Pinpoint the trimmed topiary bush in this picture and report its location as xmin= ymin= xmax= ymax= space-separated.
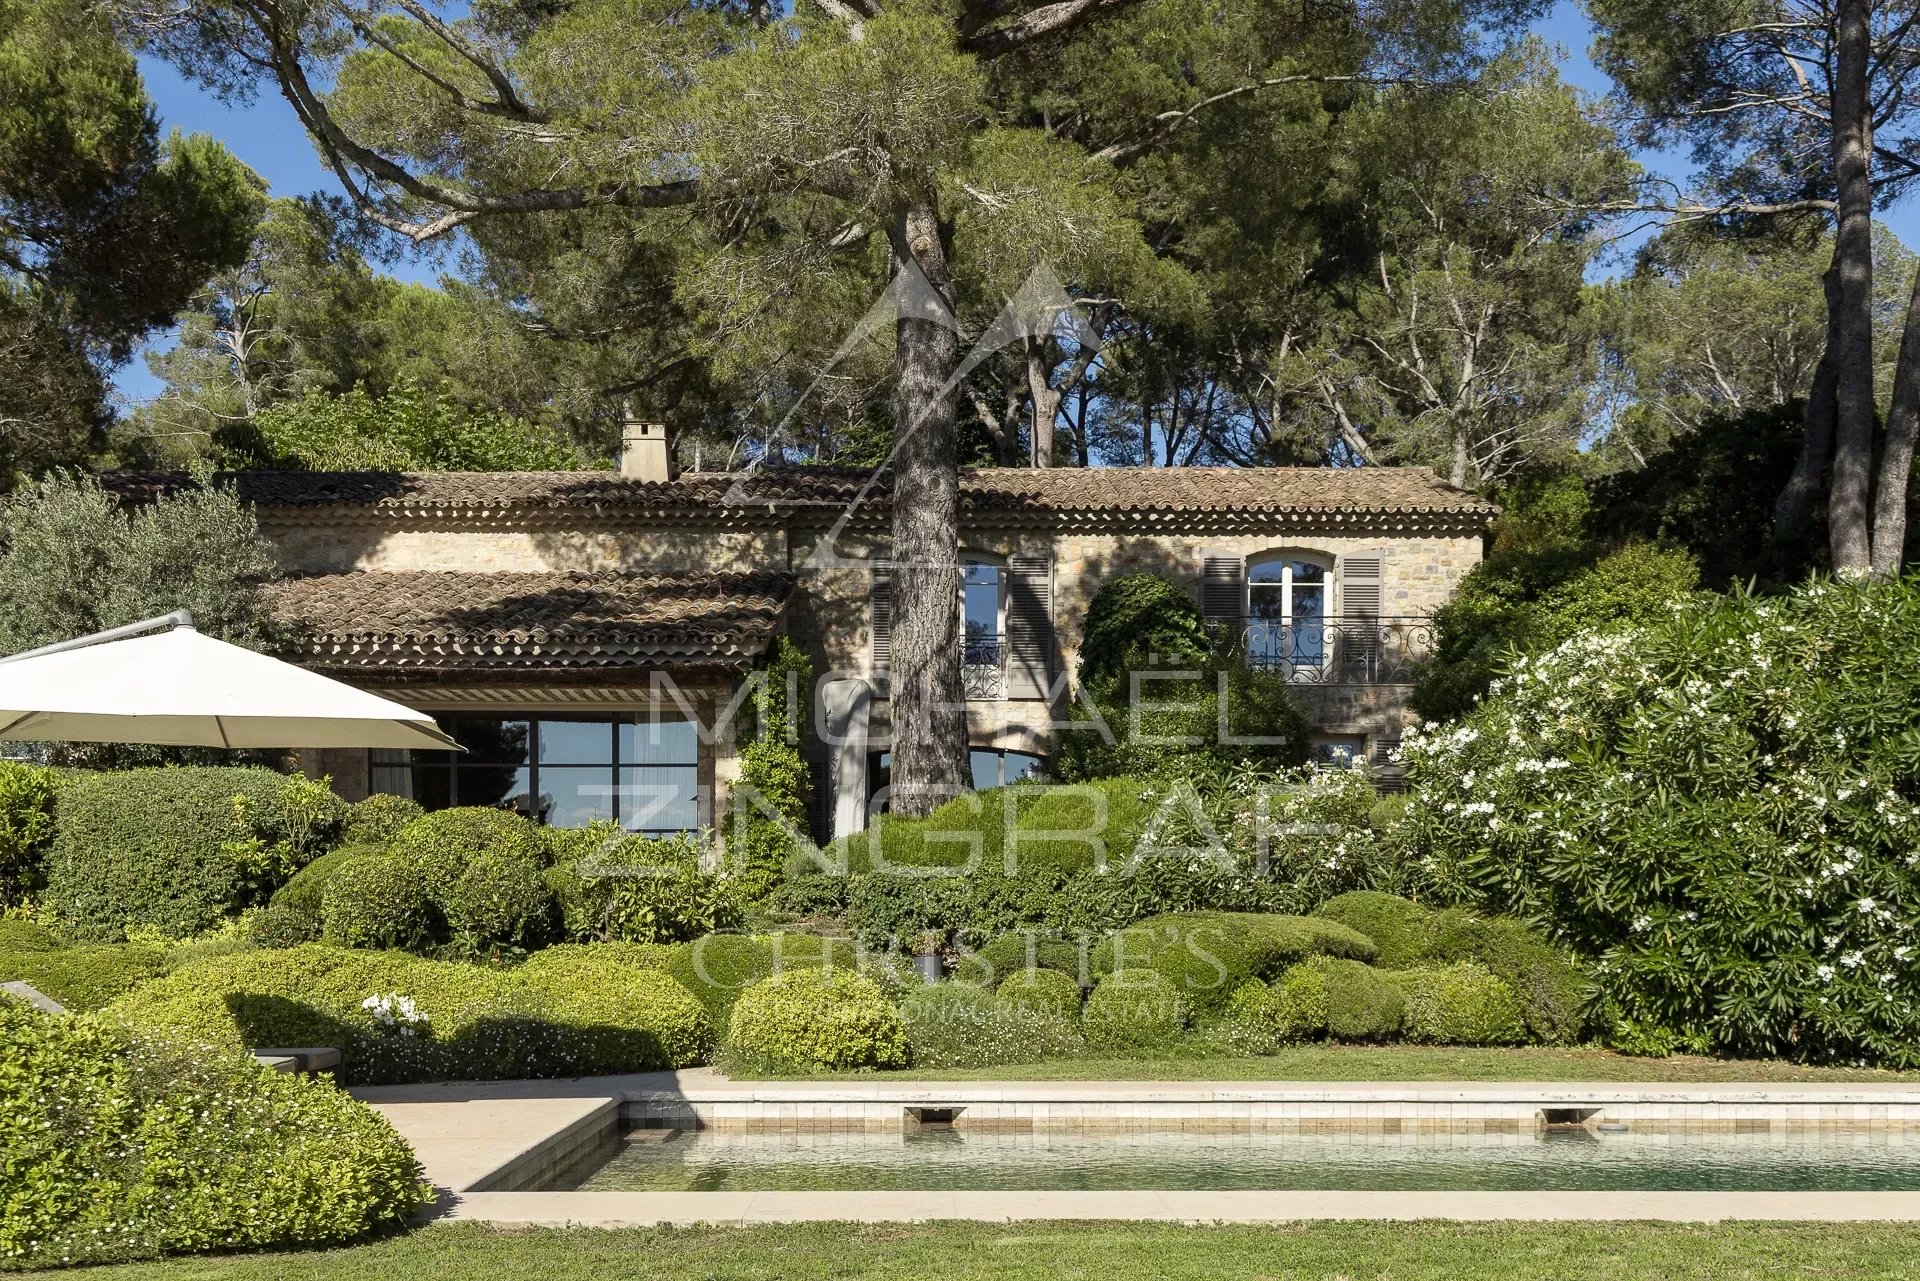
xmin=45 ymin=767 xmax=342 ymax=941
xmin=1425 ymin=911 xmax=1588 ymax=1046
xmin=513 ymin=946 xmax=711 ymax=1070
xmin=1310 ymin=956 xmax=1404 ymax=1042
xmin=0 ymin=1000 xmax=428 ymax=1268
xmin=1200 ymin=978 xmax=1282 ymax=1055
xmin=0 ymin=917 xmax=59 ymax=952
xmin=1313 ymin=891 xmax=1434 ymax=968
xmin=1082 ymin=969 xmax=1187 ymax=1052
xmin=518 ymin=940 xmax=672 ymax=975
xmin=0 ymin=760 xmax=62 ymax=902
xmin=1270 ymin=960 xmax=1330 ymax=1040
xmin=320 ymin=852 xmax=435 ymax=951
xmin=965 ymin=929 xmax=1087 ymax=985
xmin=1391 ymin=961 xmax=1528 ymax=1045
xmin=388 ymin=806 xmax=543 ymax=882
xmin=267 ymin=844 xmax=381 ymax=943
xmin=664 ymin=934 xmax=775 ymax=1030
xmin=545 ymin=826 xmax=739 ymax=944
xmin=997 ymin=967 xmax=1082 ymax=1019
xmin=900 ymin=981 xmax=1082 ymax=1069
xmin=0 ymin=942 xmax=167 ymax=1011
xmin=1092 ymin=912 xmax=1378 ymax=1012
xmin=724 ymin=969 xmax=908 ymax=1074
xmin=440 ymin=849 xmax=554 ymax=953
xmin=342 ymin=793 xmax=425 ymax=846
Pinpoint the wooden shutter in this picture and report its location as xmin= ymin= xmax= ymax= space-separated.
xmin=868 ymin=559 xmax=892 ymax=675
xmin=1201 ymin=555 xmax=1245 ymax=642
xmin=1339 ymin=551 xmax=1383 ymax=679
xmin=1004 ymin=553 xmax=1053 ymax=701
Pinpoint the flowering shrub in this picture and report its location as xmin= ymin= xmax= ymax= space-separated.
xmin=1404 ymin=575 xmax=1920 ymax=1065
xmin=0 ymin=1000 xmax=427 ymax=1268
xmin=360 ymin=992 xmax=428 ymax=1035
xmin=899 ymin=981 xmax=1082 ymax=1069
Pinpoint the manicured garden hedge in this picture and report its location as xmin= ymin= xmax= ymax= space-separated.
xmin=0 ymin=941 xmax=168 ymax=1011
xmin=899 ymin=981 xmax=1082 ymax=1069
xmin=723 ymin=969 xmax=907 ymax=1074
xmin=0 ymin=999 xmax=427 ymax=1268
xmin=1091 ymin=912 xmax=1376 ymax=1011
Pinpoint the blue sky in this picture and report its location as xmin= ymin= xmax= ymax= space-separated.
xmin=116 ymin=1 xmax=1920 ymax=403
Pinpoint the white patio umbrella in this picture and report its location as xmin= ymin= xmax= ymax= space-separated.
xmin=0 ymin=611 xmax=460 ymax=751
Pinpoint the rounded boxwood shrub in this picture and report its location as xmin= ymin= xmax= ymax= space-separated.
xmin=665 ymin=934 xmax=775 ymax=1029
xmin=1310 ymin=957 xmax=1404 ymax=1042
xmin=1082 ymin=969 xmax=1187 ymax=1052
xmin=901 ymin=981 xmax=1081 ymax=1069
xmin=1200 ymin=978 xmax=1282 ymax=1055
xmin=1270 ymin=961 xmax=1330 ymax=1040
xmin=45 ymin=766 xmax=337 ymax=941
xmin=997 ymin=967 xmax=1082 ymax=1019
xmin=514 ymin=946 xmax=711 ymax=1070
xmin=0 ymin=1000 xmax=428 ymax=1268
xmin=520 ymin=940 xmax=672 ymax=974
xmin=545 ymin=827 xmax=741 ymax=945
xmin=1392 ymin=961 xmax=1528 ymax=1045
xmin=0 ymin=942 xmax=167 ymax=1011
xmin=343 ymin=793 xmax=425 ymax=846
xmin=1313 ymin=891 xmax=1433 ymax=968
xmin=389 ymin=806 xmax=543 ymax=881
xmin=1425 ymin=910 xmax=1588 ymax=1045
xmin=965 ymin=930 xmax=1087 ymax=986
xmin=724 ymin=969 xmax=907 ymax=1074
xmin=1092 ymin=912 xmax=1378 ymax=1013
xmin=268 ymin=844 xmax=381 ymax=941
xmin=440 ymin=849 xmax=554 ymax=952
xmin=321 ymin=852 xmax=435 ymax=950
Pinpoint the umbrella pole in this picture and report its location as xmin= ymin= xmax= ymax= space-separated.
xmin=0 ymin=610 xmax=195 ymax=666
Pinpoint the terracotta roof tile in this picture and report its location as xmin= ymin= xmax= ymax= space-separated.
xmin=264 ymin=570 xmax=794 ymax=672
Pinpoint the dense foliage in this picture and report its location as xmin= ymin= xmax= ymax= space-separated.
xmin=0 ymin=762 xmax=61 ymax=903
xmin=1082 ymin=970 xmax=1188 ymax=1052
xmin=239 ymin=384 xmax=587 ymax=471
xmin=899 ymin=981 xmax=1082 ymax=1069
xmin=1091 ymin=912 xmax=1377 ymax=1012
xmin=727 ymin=637 xmax=815 ymax=900
xmin=723 ymin=969 xmax=908 ymax=1075
xmin=1407 ymin=575 xmax=1920 ymax=1064
xmin=0 ymin=941 xmax=167 ymax=1011
xmin=546 ymin=827 xmax=741 ymax=944
xmin=0 ymin=999 xmax=426 ymax=1268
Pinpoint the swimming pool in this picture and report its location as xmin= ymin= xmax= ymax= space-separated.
xmin=538 ymin=1126 xmax=1920 ymax=1193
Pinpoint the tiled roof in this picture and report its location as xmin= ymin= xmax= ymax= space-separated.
xmin=263 ymin=570 xmax=794 ymax=673
xmin=101 ymin=465 xmax=1496 ymax=519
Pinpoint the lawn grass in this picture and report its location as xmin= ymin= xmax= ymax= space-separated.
xmin=32 ymin=1221 xmax=1920 ymax=1280
xmin=739 ymin=1044 xmax=1919 ymax=1083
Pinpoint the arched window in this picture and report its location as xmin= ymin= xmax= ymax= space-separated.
xmin=1246 ymin=553 xmax=1331 ymax=674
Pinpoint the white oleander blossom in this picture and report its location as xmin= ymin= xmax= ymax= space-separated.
xmin=362 ymin=993 xmax=428 ymax=1037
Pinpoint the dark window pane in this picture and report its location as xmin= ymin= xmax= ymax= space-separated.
xmin=450 ymin=716 xmax=532 ymax=765
xmin=621 ymin=715 xmax=697 ymax=766
xmin=970 ymin=749 xmax=1001 ymax=790
xmin=619 ymin=765 xmax=699 ymax=832
xmin=1291 ymin=560 xmax=1326 ymax=584
xmin=1248 ymin=559 xmax=1287 ymax=583
xmin=456 ymin=764 xmax=531 ymax=814
xmin=540 ymin=718 xmax=615 ymax=765
xmin=541 ymin=766 xmax=619 ymax=828
xmin=412 ymin=762 xmax=453 ymax=811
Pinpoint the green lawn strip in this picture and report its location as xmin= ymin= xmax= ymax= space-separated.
xmin=735 ymin=1044 xmax=1918 ymax=1083
xmin=28 ymin=1221 xmax=1920 ymax=1280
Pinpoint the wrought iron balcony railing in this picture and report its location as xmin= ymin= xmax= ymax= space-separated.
xmin=962 ymin=632 xmax=1005 ymax=700
xmin=1235 ymin=616 xmax=1436 ymax=685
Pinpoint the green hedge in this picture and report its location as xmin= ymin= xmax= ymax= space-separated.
xmin=826 ymin=777 xmax=1160 ymax=878
xmin=1425 ymin=910 xmax=1587 ymax=1045
xmin=1091 ymin=912 xmax=1377 ymax=1012
xmin=997 ymin=968 xmax=1082 ymax=1019
xmin=962 ymin=930 xmax=1087 ymax=985
xmin=45 ymin=767 xmax=344 ymax=941
xmin=1390 ymin=961 xmax=1528 ymax=1045
xmin=441 ymin=848 xmax=554 ymax=952
xmin=900 ymin=981 xmax=1082 ymax=1070
xmin=545 ymin=827 xmax=739 ymax=944
xmin=723 ymin=969 xmax=907 ymax=1074
xmin=103 ymin=943 xmax=708 ymax=1085
xmin=321 ymin=852 xmax=436 ymax=950
xmin=1306 ymin=956 xmax=1404 ymax=1042
xmin=342 ymin=793 xmax=424 ymax=846
xmin=389 ymin=806 xmax=543 ymax=881
xmin=1082 ymin=970 xmax=1187 ymax=1052
xmin=1312 ymin=891 xmax=1435 ymax=968
xmin=0 ymin=942 xmax=168 ymax=1011
xmin=1200 ymin=978 xmax=1283 ymax=1055
xmin=0 ymin=1000 xmax=427 ymax=1268
xmin=0 ymin=918 xmax=59 ymax=952
xmin=0 ymin=760 xmax=62 ymax=902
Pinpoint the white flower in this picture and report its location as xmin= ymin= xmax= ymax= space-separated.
xmin=1815 ymin=964 xmax=1836 ymax=982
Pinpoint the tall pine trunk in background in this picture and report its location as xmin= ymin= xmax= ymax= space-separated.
xmin=886 ymin=202 xmax=968 ymax=816
xmin=1775 ymin=265 xmax=1840 ymax=540
xmin=1873 ymin=266 xmax=1920 ymax=574
xmin=1827 ymin=0 xmax=1877 ymax=576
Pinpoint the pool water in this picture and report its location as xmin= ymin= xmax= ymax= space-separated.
xmin=539 ymin=1127 xmax=1920 ymax=1193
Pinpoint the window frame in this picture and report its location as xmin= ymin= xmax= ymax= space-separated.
xmin=1245 ymin=550 xmax=1334 ymax=678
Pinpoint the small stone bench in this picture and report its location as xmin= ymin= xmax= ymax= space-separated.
xmin=251 ymin=1047 xmax=343 ymax=1075
xmin=1 ymin=982 xmax=65 ymax=1014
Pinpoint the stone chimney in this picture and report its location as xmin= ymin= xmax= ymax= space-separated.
xmin=620 ymin=410 xmax=674 ymax=483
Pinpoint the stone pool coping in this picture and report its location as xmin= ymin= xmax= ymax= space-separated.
xmin=350 ymin=1073 xmax=1920 ymax=1223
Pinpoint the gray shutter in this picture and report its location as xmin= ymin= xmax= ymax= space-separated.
xmin=869 ymin=559 xmax=892 ymax=675
xmin=1339 ymin=551 xmax=1383 ymax=680
xmin=1004 ymin=553 xmax=1053 ymax=700
xmin=1201 ymin=555 xmax=1245 ymax=644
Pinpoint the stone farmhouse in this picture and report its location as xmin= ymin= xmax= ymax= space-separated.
xmin=114 ymin=430 xmax=1496 ymax=843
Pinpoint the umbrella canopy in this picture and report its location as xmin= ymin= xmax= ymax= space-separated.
xmin=0 ymin=614 xmax=459 ymax=751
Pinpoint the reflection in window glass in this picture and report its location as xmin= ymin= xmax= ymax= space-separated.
xmin=1247 ymin=556 xmax=1330 ymax=670
xmin=539 ymin=718 xmax=614 ymax=764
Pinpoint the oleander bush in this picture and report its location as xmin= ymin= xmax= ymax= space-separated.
xmin=0 ymin=942 xmax=168 ymax=1011
xmin=1405 ymin=576 xmax=1920 ymax=1063
xmin=0 ymin=760 xmax=62 ymax=903
xmin=1390 ymin=961 xmax=1528 ymax=1045
xmin=1306 ymin=956 xmax=1404 ymax=1042
xmin=723 ymin=969 xmax=908 ymax=1074
xmin=1091 ymin=912 xmax=1376 ymax=1012
xmin=1081 ymin=969 xmax=1187 ymax=1052
xmin=1312 ymin=891 xmax=1435 ymax=967
xmin=545 ymin=826 xmax=740 ymax=944
xmin=997 ymin=967 xmax=1083 ymax=1018
xmin=512 ymin=945 xmax=712 ymax=1070
xmin=0 ymin=1000 xmax=428 ymax=1268
xmin=341 ymin=793 xmax=424 ymax=846
xmin=45 ymin=767 xmax=345 ymax=941
xmin=900 ymin=981 xmax=1082 ymax=1069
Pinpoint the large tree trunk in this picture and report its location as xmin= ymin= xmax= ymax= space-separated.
xmin=1873 ymin=268 xmax=1920 ymax=575
xmin=1828 ymin=0 xmax=1877 ymax=576
xmin=1025 ymin=338 xmax=1058 ymax=467
xmin=1774 ymin=263 xmax=1841 ymax=540
xmin=885 ymin=202 xmax=968 ymax=817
